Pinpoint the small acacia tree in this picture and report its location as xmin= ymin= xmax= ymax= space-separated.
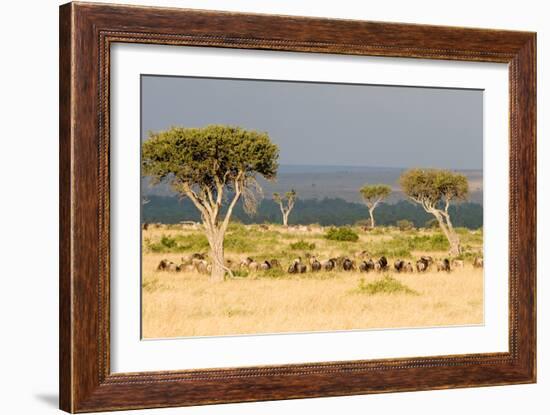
xmin=273 ymin=189 xmax=297 ymax=226
xmin=359 ymin=184 xmax=392 ymax=228
xmin=399 ymin=168 xmax=468 ymax=256
xmin=142 ymin=125 xmax=279 ymax=281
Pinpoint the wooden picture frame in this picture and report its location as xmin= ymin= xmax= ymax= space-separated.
xmin=59 ymin=2 xmax=536 ymax=412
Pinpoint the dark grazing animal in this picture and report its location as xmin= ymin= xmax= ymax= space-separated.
xmin=321 ymin=258 xmax=336 ymax=271
xmin=311 ymin=258 xmax=322 ymax=272
xmin=420 ymin=256 xmax=433 ymax=266
xmin=342 ymin=258 xmax=355 ymax=271
xmin=259 ymin=260 xmax=271 ymax=271
xmin=288 ymin=258 xmax=307 ymax=274
xmin=359 ymin=259 xmax=375 ymax=272
xmin=437 ymin=258 xmax=451 ymax=272
xmin=157 ymin=259 xmax=169 ymax=271
xmin=196 ymin=260 xmax=209 ymax=274
xmin=416 ymin=256 xmax=431 ymax=272
xmin=394 ymin=259 xmax=406 ymax=273
xmin=378 ymin=256 xmax=389 ymax=270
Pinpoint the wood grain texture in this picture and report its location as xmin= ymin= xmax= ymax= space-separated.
xmin=59 ymin=2 xmax=537 ymax=412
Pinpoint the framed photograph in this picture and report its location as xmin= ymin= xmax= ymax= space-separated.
xmin=59 ymin=2 xmax=536 ymax=412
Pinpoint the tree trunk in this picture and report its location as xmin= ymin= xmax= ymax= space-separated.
xmin=433 ymin=211 xmax=461 ymax=257
xmin=442 ymin=213 xmax=461 ymax=256
xmin=283 ymin=211 xmax=289 ymax=227
xmin=447 ymin=232 xmax=461 ymax=257
xmin=206 ymin=229 xmax=225 ymax=281
xmin=369 ymin=208 xmax=375 ymax=228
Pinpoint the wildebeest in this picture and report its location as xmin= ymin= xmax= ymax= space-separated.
xmin=190 ymin=253 xmax=207 ymax=267
xmin=288 ymin=258 xmax=307 ymax=274
xmin=420 ymin=256 xmax=434 ymax=266
xmin=321 ymin=258 xmax=336 ymax=271
xmin=259 ymin=260 xmax=271 ymax=271
xmin=404 ymin=262 xmax=414 ymax=273
xmin=157 ymin=259 xmax=169 ymax=271
xmin=196 ymin=260 xmax=210 ymax=274
xmin=359 ymin=259 xmax=375 ymax=272
xmin=473 ymin=257 xmax=484 ymax=268
xmin=310 ymin=257 xmax=322 ymax=272
xmin=240 ymin=257 xmax=254 ymax=269
xmin=416 ymin=256 xmax=432 ymax=272
xmin=377 ymin=256 xmax=389 ymax=271
xmin=436 ymin=258 xmax=451 ymax=272
xmin=342 ymin=257 xmax=355 ymax=271
xmin=394 ymin=259 xmax=406 ymax=273
xmin=142 ymin=222 xmax=149 ymax=231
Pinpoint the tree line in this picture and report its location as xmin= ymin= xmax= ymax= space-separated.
xmin=143 ymin=196 xmax=482 ymax=230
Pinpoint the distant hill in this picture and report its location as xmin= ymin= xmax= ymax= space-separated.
xmin=142 ymin=164 xmax=483 ymax=205
xmin=143 ymin=196 xmax=483 ymax=229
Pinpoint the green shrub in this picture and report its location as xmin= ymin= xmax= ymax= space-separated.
xmin=289 ymin=240 xmax=316 ymax=250
xmin=355 ymin=276 xmax=418 ymax=295
xmin=146 ymin=233 xmax=209 ymax=253
xmin=325 ymin=227 xmax=359 ymax=242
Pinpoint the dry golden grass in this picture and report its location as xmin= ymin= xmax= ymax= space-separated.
xmin=141 ymin=224 xmax=483 ymax=338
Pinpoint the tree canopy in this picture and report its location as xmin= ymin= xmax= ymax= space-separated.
xmin=399 ymin=169 xmax=468 ymax=210
xmin=359 ymin=184 xmax=392 ymax=205
xmin=142 ymin=125 xmax=279 ymax=196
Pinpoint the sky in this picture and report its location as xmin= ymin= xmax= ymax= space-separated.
xmin=141 ymin=75 xmax=483 ymax=170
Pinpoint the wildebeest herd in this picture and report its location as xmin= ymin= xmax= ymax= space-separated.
xmin=156 ymin=252 xmax=484 ymax=275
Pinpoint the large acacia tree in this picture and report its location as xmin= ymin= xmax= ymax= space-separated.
xmin=359 ymin=184 xmax=392 ymax=228
xmin=399 ymin=168 xmax=468 ymax=256
xmin=142 ymin=125 xmax=279 ymax=281
xmin=273 ymin=189 xmax=297 ymax=227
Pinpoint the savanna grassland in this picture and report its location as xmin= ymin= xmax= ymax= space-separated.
xmin=142 ymin=223 xmax=483 ymax=338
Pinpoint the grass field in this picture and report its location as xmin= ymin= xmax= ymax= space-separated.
xmin=142 ymin=223 xmax=483 ymax=338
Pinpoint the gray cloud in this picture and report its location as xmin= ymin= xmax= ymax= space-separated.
xmin=141 ymin=75 xmax=482 ymax=170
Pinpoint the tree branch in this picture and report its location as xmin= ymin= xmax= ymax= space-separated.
xmin=220 ymin=172 xmax=244 ymax=233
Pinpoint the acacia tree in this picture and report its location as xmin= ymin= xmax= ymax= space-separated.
xmin=142 ymin=125 xmax=279 ymax=281
xmin=399 ymin=168 xmax=468 ymax=256
xmin=273 ymin=189 xmax=297 ymax=226
xmin=359 ymin=184 xmax=392 ymax=228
